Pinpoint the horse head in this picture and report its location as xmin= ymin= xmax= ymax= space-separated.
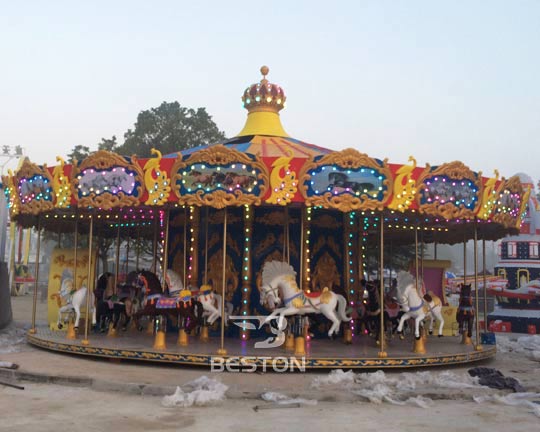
xmin=396 ymin=271 xmax=416 ymax=311
xmin=137 ymin=270 xmax=162 ymax=295
xmin=59 ymin=278 xmax=74 ymax=301
xmin=459 ymin=283 xmax=473 ymax=305
xmin=165 ymin=269 xmax=184 ymax=296
xmin=259 ymin=261 xmax=297 ymax=310
xmin=259 ymin=280 xmax=279 ymax=310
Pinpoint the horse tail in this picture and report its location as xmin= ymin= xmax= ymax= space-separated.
xmin=336 ymin=294 xmax=352 ymax=321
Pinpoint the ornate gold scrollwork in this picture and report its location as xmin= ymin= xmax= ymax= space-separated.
xmin=493 ymin=175 xmax=524 ymax=228
xmin=206 ymin=249 xmax=239 ymax=302
xmin=416 ymin=161 xmax=482 ymax=220
xmin=266 ymin=151 xmax=298 ymax=205
xmin=171 ymin=145 xmax=269 ymax=208
xmin=311 ymin=251 xmax=340 ymax=292
xmin=298 ymin=148 xmax=393 ymax=212
xmin=477 ymin=170 xmax=504 ymax=220
xmin=143 ymin=149 xmax=171 ymax=206
xmin=311 ymin=213 xmax=341 ymax=229
xmin=71 ymin=150 xmax=145 ymax=210
xmin=2 ymin=170 xmax=21 ymax=217
xmin=52 ymin=157 xmax=72 ymax=208
xmin=388 ymin=156 xmax=417 ymax=212
xmin=257 ymin=211 xmax=298 ymax=226
xmin=15 ymin=159 xmax=54 ymax=215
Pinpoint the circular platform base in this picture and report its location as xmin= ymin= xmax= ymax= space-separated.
xmin=28 ymin=328 xmax=496 ymax=370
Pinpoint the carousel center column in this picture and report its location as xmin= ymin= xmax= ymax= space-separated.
xmin=240 ymin=205 xmax=253 ymax=340
xmin=188 ymin=206 xmax=200 ymax=288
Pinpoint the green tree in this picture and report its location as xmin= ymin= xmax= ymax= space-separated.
xmin=67 ymin=145 xmax=91 ymax=162
xmin=118 ymin=102 xmax=226 ymax=157
xmin=97 ymin=136 xmax=119 ymax=152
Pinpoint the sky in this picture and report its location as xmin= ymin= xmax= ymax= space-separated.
xmin=0 ymin=0 xmax=539 ymax=187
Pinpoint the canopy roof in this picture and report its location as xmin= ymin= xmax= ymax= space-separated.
xmin=1 ymin=66 xmax=527 ymax=244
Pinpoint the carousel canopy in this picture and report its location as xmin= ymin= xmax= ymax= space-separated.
xmin=1 ymin=66 xmax=527 ymax=244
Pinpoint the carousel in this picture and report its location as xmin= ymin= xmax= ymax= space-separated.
xmin=1 ymin=66 xmax=529 ymax=370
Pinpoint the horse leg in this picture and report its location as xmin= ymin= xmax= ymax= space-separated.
xmin=468 ymin=316 xmax=474 ymax=338
xmin=320 ymin=305 xmax=340 ymax=337
xmin=112 ymin=304 xmax=121 ymax=330
xmin=208 ymin=306 xmax=219 ymax=325
xmin=436 ymin=309 xmax=444 ymax=337
xmin=414 ymin=316 xmax=421 ymax=339
xmin=428 ymin=313 xmax=434 ymax=335
xmin=71 ymin=305 xmax=80 ymax=330
xmin=57 ymin=307 xmax=64 ymax=329
xmin=397 ymin=313 xmax=409 ymax=339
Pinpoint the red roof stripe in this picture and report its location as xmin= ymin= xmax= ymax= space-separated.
xmin=282 ymin=139 xmax=312 ymax=157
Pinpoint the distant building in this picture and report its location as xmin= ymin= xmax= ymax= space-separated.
xmin=489 ymin=173 xmax=540 ymax=333
xmin=495 ymin=173 xmax=540 ymax=290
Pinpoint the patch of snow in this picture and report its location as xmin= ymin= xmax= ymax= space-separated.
xmin=311 ymin=369 xmax=355 ymax=388
xmin=162 ymin=376 xmax=228 ymax=407
xmin=497 ymin=335 xmax=540 ymax=360
xmin=261 ymin=391 xmax=318 ymax=406
xmin=0 ymin=323 xmax=26 ymax=354
xmin=474 ymin=392 xmax=540 ymax=418
xmin=312 ymin=369 xmax=480 ymax=407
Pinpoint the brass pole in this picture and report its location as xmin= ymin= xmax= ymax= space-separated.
xmin=217 ymin=208 xmax=228 ymax=355
xmin=29 ymin=217 xmax=41 ymax=334
xmin=183 ymin=206 xmax=188 ymax=288
xmin=463 ymin=238 xmax=467 ymax=284
xmin=483 ymin=237 xmax=488 ymax=331
xmin=73 ymin=217 xmax=78 ymax=290
xmin=125 ymin=235 xmax=130 ymax=276
xmin=151 ymin=214 xmax=158 ymax=273
xmin=115 ymin=225 xmax=121 ymax=294
xmin=474 ymin=224 xmax=482 ymax=350
xmin=378 ymin=212 xmax=387 ymax=358
xmin=343 ymin=213 xmax=349 ymax=298
xmin=299 ymin=208 xmax=304 ymax=290
xmin=358 ymin=214 xmax=364 ymax=282
xmin=415 ymin=226 xmax=419 ymax=292
xmin=204 ymin=207 xmax=209 ymax=285
xmin=82 ymin=215 xmax=94 ymax=345
xmin=162 ymin=208 xmax=170 ymax=291
xmin=283 ymin=207 xmax=289 ymax=263
xmin=420 ymin=229 xmax=424 ymax=281
xmin=135 ymin=225 xmax=140 ymax=270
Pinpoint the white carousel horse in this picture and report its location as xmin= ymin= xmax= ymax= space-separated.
xmin=55 ymin=278 xmax=96 ymax=330
xmin=165 ymin=269 xmax=228 ymax=325
xmin=395 ymin=271 xmax=444 ymax=339
xmin=259 ymin=261 xmax=351 ymax=338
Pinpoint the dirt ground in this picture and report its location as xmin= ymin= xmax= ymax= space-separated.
xmin=0 ymin=378 xmax=539 ymax=432
xmin=1 ymin=294 xmax=540 ymax=432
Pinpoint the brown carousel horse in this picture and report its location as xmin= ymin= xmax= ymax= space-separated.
xmin=362 ymin=279 xmax=400 ymax=343
xmin=456 ymin=283 xmax=475 ymax=339
xmin=132 ymin=270 xmax=203 ymax=334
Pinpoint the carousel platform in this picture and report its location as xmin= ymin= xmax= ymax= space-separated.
xmin=27 ymin=327 xmax=496 ymax=370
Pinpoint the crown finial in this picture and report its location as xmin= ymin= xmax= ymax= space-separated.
xmin=260 ymin=65 xmax=269 ymax=83
xmin=241 ymin=65 xmax=286 ymax=114
xmin=237 ymin=66 xmax=289 ymax=136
